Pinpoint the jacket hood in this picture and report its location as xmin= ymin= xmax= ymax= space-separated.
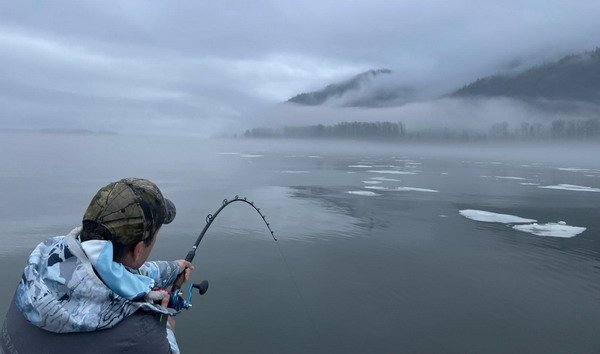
xmin=81 ymin=239 xmax=155 ymax=300
xmin=15 ymin=228 xmax=172 ymax=333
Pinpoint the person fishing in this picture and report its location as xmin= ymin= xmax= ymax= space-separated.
xmin=1 ymin=178 xmax=193 ymax=354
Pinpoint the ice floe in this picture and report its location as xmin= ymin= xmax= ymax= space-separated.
xmin=308 ymin=155 xmax=323 ymax=158
xmin=347 ymin=191 xmax=380 ymax=196
xmin=370 ymin=177 xmax=401 ymax=181
xmin=494 ymin=176 xmax=528 ymax=180
xmin=520 ymin=182 xmax=540 ymax=186
xmin=474 ymin=161 xmax=503 ymax=165
xmin=557 ymin=167 xmax=599 ymax=173
xmin=459 ymin=210 xmax=536 ymax=224
xmin=538 ymin=184 xmax=600 ymax=192
xmin=367 ymin=170 xmax=416 ymax=175
xmin=362 ymin=181 xmax=382 ymax=184
xmin=240 ymin=154 xmax=264 ymax=158
xmin=460 ymin=210 xmax=586 ymax=238
xmin=360 ymin=185 xmax=437 ymax=192
xmin=364 ymin=186 xmax=388 ymax=190
xmin=513 ymin=222 xmax=586 ymax=238
xmin=395 ymin=187 xmax=438 ymax=192
xmin=348 ymin=165 xmax=372 ymax=168
xmin=373 ymin=164 xmax=397 ymax=168
xmin=281 ymin=170 xmax=310 ymax=174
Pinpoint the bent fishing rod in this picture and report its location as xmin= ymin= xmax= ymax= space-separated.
xmin=168 ymin=195 xmax=276 ymax=311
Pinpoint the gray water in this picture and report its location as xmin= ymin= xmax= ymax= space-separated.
xmin=1 ymin=132 xmax=599 ymax=353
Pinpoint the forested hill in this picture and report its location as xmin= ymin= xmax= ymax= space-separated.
xmin=287 ymin=69 xmax=393 ymax=106
xmin=452 ymin=48 xmax=600 ymax=102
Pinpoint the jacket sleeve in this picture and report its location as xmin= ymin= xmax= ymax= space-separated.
xmin=138 ymin=261 xmax=180 ymax=288
xmin=166 ymin=323 xmax=180 ymax=354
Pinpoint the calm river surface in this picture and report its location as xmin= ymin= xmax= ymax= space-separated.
xmin=0 ymin=132 xmax=599 ymax=353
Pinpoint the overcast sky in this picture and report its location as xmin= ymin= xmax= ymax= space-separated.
xmin=1 ymin=1 xmax=600 ymax=136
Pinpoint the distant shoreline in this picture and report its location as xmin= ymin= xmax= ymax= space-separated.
xmin=241 ymin=119 xmax=600 ymax=143
xmin=0 ymin=128 xmax=118 ymax=136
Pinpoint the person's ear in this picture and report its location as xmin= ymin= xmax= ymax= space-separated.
xmin=132 ymin=240 xmax=145 ymax=263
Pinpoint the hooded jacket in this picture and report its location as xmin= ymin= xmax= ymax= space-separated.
xmin=1 ymin=228 xmax=181 ymax=353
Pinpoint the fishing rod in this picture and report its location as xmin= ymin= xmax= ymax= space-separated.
xmin=168 ymin=195 xmax=276 ymax=311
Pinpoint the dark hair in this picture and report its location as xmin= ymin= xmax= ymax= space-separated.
xmin=81 ymin=220 xmax=156 ymax=261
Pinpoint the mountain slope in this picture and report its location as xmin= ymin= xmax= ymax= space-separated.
xmin=452 ymin=48 xmax=600 ymax=102
xmin=287 ymin=69 xmax=402 ymax=107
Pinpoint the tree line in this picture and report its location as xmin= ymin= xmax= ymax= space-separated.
xmin=243 ymin=119 xmax=600 ymax=142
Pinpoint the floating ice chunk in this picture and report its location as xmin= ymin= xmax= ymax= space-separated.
xmin=346 ymin=171 xmax=356 ymax=174
xmin=495 ymin=176 xmax=528 ymax=180
xmin=373 ymin=164 xmax=397 ymax=168
xmin=281 ymin=170 xmax=310 ymax=174
xmin=395 ymin=187 xmax=438 ymax=192
xmin=308 ymin=155 xmax=323 ymax=158
xmin=367 ymin=170 xmax=416 ymax=175
xmin=348 ymin=165 xmax=372 ymax=168
xmin=362 ymin=181 xmax=382 ymax=184
xmin=520 ymin=182 xmax=540 ymax=186
xmin=364 ymin=186 xmax=389 ymax=190
xmin=557 ymin=167 xmax=592 ymax=172
xmin=538 ymin=184 xmax=600 ymax=192
xmin=347 ymin=191 xmax=380 ymax=196
xmin=240 ymin=154 xmax=264 ymax=158
xmin=480 ymin=175 xmax=491 ymax=178
xmin=459 ymin=210 xmax=536 ymax=224
xmin=557 ymin=168 xmax=600 ymax=175
xmin=441 ymin=172 xmax=449 ymax=175
xmin=406 ymin=162 xmax=422 ymax=165
xmin=439 ymin=214 xmax=448 ymax=218
xmin=513 ymin=222 xmax=586 ymax=238
xmin=370 ymin=177 xmax=400 ymax=181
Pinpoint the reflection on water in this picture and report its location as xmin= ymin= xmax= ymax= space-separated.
xmin=1 ymin=133 xmax=599 ymax=353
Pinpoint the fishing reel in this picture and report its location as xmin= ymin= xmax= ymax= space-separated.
xmin=169 ymin=280 xmax=209 ymax=311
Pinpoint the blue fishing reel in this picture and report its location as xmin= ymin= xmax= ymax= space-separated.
xmin=169 ymin=280 xmax=209 ymax=311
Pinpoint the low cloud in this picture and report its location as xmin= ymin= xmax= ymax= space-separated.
xmin=252 ymin=97 xmax=600 ymax=134
xmin=1 ymin=1 xmax=600 ymax=135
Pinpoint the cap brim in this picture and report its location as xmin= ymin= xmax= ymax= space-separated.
xmin=164 ymin=198 xmax=176 ymax=224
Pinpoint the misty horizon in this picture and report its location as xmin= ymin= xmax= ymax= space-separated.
xmin=2 ymin=2 xmax=600 ymax=137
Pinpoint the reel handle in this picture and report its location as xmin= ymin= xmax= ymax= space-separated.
xmin=193 ymin=280 xmax=209 ymax=295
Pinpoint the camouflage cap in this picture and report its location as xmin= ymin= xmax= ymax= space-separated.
xmin=82 ymin=178 xmax=176 ymax=246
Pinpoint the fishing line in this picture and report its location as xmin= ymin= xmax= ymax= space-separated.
xmin=272 ymin=238 xmax=322 ymax=341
